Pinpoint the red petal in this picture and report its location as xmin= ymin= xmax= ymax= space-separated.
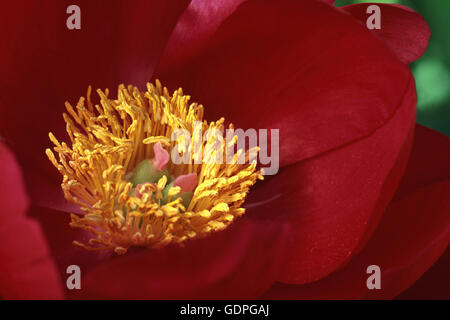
xmin=262 ymin=125 xmax=450 ymax=299
xmin=246 ymin=76 xmax=417 ymax=284
xmin=397 ymin=248 xmax=450 ymax=299
xmin=24 ymin=163 xmax=81 ymax=214
xmin=156 ymin=0 xmax=411 ymax=167
xmin=394 ymin=125 xmax=450 ymax=199
xmin=0 ymin=143 xmax=29 ymax=221
xmin=28 ymin=206 xmax=114 ymax=291
xmin=0 ymin=0 xmax=189 ymax=175
xmin=157 ymin=0 xmax=246 ymax=74
xmin=158 ymin=0 xmax=341 ymax=75
xmin=341 ymin=3 xmax=430 ymax=64
xmin=0 ymin=142 xmax=63 ymax=299
xmin=71 ymin=217 xmax=290 ymax=299
xmin=0 ymin=219 xmax=64 ymax=299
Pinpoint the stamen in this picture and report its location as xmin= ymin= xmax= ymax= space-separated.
xmin=46 ymin=80 xmax=263 ymax=254
xmin=135 ymin=183 xmax=154 ymax=199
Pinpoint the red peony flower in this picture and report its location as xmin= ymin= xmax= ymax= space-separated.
xmin=0 ymin=0 xmax=448 ymax=299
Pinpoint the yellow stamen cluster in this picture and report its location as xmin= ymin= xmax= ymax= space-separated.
xmin=46 ymin=80 xmax=262 ymax=254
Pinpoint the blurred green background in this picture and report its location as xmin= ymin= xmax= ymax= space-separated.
xmin=335 ymin=0 xmax=450 ymax=137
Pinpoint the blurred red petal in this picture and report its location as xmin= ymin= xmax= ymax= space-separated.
xmin=0 ymin=219 xmax=64 ymax=299
xmin=0 ymin=0 xmax=189 ymax=176
xmin=0 ymin=142 xmax=29 ymax=221
xmin=394 ymin=125 xmax=450 ymax=199
xmin=27 ymin=205 xmax=114 ymax=300
xmin=157 ymin=0 xmax=246 ymax=74
xmin=262 ymin=125 xmax=450 ymax=299
xmin=156 ymin=0 xmax=411 ymax=168
xmin=71 ymin=217 xmax=290 ymax=299
xmin=246 ymin=76 xmax=416 ymax=284
xmin=24 ymin=163 xmax=81 ymax=214
xmin=397 ymin=248 xmax=450 ymax=299
xmin=0 ymin=142 xmax=63 ymax=299
xmin=28 ymin=206 xmax=112 ymax=282
xmin=341 ymin=3 xmax=430 ymax=64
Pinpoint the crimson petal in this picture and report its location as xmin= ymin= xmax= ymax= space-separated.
xmin=0 ymin=0 xmax=189 ymax=179
xmin=28 ymin=205 xmax=113 ymax=286
xmin=156 ymin=0 xmax=411 ymax=168
xmin=0 ymin=142 xmax=63 ymax=299
xmin=262 ymin=125 xmax=450 ymax=299
xmin=157 ymin=0 xmax=246 ymax=74
xmin=245 ymin=75 xmax=416 ymax=284
xmin=397 ymin=248 xmax=450 ymax=299
xmin=71 ymin=217 xmax=290 ymax=299
xmin=341 ymin=3 xmax=430 ymax=64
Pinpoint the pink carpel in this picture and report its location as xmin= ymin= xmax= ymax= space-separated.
xmin=173 ymin=173 xmax=198 ymax=192
xmin=152 ymin=142 xmax=169 ymax=171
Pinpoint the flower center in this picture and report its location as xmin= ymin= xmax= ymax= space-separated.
xmin=46 ymin=80 xmax=262 ymax=254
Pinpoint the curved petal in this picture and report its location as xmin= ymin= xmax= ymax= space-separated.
xmin=262 ymin=125 xmax=450 ymax=299
xmin=245 ymin=76 xmax=417 ymax=284
xmin=155 ymin=0 xmax=412 ymax=168
xmin=341 ymin=4 xmax=430 ymax=64
xmin=28 ymin=205 xmax=113 ymax=284
xmin=24 ymin=163 xmax=81 ymax=214
xmin=70 ymin=216 xmax=290 ymax=299
xmin=0 ymin=142 xmax=29 ymax=221
xmin=397 ymin=248 xmax=450 ymax=299
xmin=0 ymin=142 xmax=63 ymax=299
xmin=157 ymin=0 xmax=246 ymax=74
xmin=157 ymin=0 xmax=339 ymax=74
xmin=0 ymin=0 xmax=189 ymax=175
xmin=394 ymin=125 xmax=450 ymax=199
